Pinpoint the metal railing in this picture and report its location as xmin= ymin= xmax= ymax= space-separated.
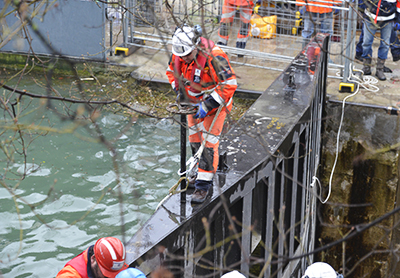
xmin=124 ymin=34 xmax=329 ymax=278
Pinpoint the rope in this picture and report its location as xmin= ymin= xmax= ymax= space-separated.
xmin=319 ymin=63 xmax=379 ymax=204
xmin=178 ymin=104 xmax=224 ymax=176
xmin=156 ymin=104 xmax=224 ymax=210
xmin=155 ymin=177 xmax=190 ymax=211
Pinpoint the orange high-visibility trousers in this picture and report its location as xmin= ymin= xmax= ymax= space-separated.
xmin=218 ymin=1 xmax=254 ymax=45
xmin=187 ymin=101 xmax=232 ymax=181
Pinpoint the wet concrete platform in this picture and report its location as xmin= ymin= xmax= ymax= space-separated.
xmin=109 ymin=36 xmax=400 ymax=110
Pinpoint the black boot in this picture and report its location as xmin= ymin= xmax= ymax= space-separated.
xmin=362 ymin=58 xmax=372 ymax=75
xmin=355 ymin=53 xmax=362 ymax=62
xmin=384 ymin=66 xmax=392 ymax=73
xmin=375 ymin=58 xmax=386 ymax=81
xmin=236 ymin=41 xmax=246 ymax=58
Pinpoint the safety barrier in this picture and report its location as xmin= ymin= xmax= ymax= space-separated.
xmin=124 ymin=33 xmax=329 ymax=278
xmin=108 ymin=0 xmax=356 ymax=77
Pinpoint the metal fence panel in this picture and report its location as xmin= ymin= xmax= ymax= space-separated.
xmin=110 ymin=0 xmax=356 ymax=75
xmin=1 ymin=0 xmax=106 ymax=61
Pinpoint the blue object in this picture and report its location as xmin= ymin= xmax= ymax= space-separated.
xmin=361 ymin=20 xmax=393 ymax=60
xmin=301 ymin=11 xmax=333 ymax=39
xmin=116 ymin=268 xmax=146 ymax=278
xmin=356 ymin=22 xmax=400 ymax=58
xmin=194 ymin=102 xmax=208 ymax=119
xmin=395 ymin=23 xmax=400 ymax=31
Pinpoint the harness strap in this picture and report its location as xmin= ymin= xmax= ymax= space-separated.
xmin=374 ymin=0 xmax=382 ymax=23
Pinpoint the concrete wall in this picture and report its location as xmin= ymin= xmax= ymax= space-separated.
xmin=319 ymin=103 xmax=400 ymax=277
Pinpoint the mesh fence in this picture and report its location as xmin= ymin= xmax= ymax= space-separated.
xmin=106 ymin=0 xmax=357 ymax=74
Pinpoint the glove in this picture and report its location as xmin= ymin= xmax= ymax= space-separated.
xmin=299 ymin=6 xmax=306 ymax=15
xmin=394 ymin=23 xmax=400 ymax=31
xmin=193 ymin=102 xmax=208 ymax=119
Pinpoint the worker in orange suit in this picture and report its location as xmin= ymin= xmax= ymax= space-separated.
xmin=217 ymin=0 xmax=255 ymax=56
xmin=56 ymin=237 xmax=129 ymax=278
xmin=166 ymin=25 xmax=237 ymax=204
xmin=296 ymin=0 xmax=339 ymax=47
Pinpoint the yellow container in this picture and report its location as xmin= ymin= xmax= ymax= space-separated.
xmin=250 ymin=14 xmax=277 ymax=39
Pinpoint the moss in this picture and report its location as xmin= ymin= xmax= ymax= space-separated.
xmin=0 ymin=52 xmax=133 ymax=78
xmin=0 ymin=53 xmax=255 ymax=123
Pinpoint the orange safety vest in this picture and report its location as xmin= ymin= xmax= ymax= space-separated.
xmin=225 ymin=0 xmax=254 ymax=6
xmin=296 ymin=0 xmax=339 ymax=13
xmin=167 ymin=38 xmax=236 ymax=105
xmin=56 ymin=249 xmax=90 ymax=278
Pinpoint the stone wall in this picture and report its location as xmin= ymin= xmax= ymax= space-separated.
xmin=318 ymin=102 xmax=400 ymax=277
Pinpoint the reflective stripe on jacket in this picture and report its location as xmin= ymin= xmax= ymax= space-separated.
xmin=225 ymin=0 xmax=254 ymax=7
xmin=166 ymin=42 xmax=237 ymax=108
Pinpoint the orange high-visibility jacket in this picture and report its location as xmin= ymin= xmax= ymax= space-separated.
xmin=166 ymin=41 xmax=237 ymax=111
xmin=56 ymin=248 xmax=90 ymax=278
xmin=225 ymin=0 xmax=254 ymax=6
xmin=296 ymin=0 xmax=340 ymax=13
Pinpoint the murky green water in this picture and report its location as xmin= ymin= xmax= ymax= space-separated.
xmin=0 ymin=77 xmax=183 ymax=277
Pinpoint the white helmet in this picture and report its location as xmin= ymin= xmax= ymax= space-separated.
xmin=172 ymin=25 xmax=199 ymax=57
xmin=221 ymin=270 xmax=246 ymax=278
xmin=302 ymin=262 xmax=338 ymax=278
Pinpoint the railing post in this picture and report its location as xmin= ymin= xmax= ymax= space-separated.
xmin=341 ymin=0 xmax=358 ymax=85
xmin=123 ymin=0 xmax=128 ymax=48
xmin=180 ymin=114 xmax=187 ymax=200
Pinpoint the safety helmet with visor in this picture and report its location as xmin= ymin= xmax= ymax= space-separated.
xmin=302 ymin=262 xmax=343 ymax=278
xmin=94 ymin=237 xmax=129 ymax=278
xmin=172 ymin=25 xmax=200 ymax=57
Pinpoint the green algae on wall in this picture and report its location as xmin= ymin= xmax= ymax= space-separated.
xmin=318 ymin=103 xmax=399 ymax=278
xmin=0 ymin=52 xmax=123 ymax=77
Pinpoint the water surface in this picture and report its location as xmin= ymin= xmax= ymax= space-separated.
xmin=0 ymin=77 xmax=183 ymax=277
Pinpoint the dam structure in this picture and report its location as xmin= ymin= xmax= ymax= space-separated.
xmin=124 ymin=34 xmax=329 ymax=278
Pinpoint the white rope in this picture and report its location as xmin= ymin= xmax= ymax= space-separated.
xmin=320 ymin=63 xmax=379 ymax=204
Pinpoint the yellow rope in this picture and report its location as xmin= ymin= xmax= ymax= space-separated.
xmin=155 ymin=177 xmax=190 ymax=211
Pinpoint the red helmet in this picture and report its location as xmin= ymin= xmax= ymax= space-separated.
xmin=94 ymin=237 xmax=129 ymax=278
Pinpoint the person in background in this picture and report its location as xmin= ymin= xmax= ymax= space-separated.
xmin=355 ymin=22 xmax=400 ymax=73
xmin=221 ymin=270 xmax=246 ymax=277
xmin=296 ymin=0 xmax=339 ymax=48
xmin=56 ymin=237 xmax=129 ymax=278
xmin=302 ymin=262 xmax=343 ymax=278
xmin=217 ymin=0 xmax=255 ymax=56
xmin=116 ymin=268 xmax=146 ymax=278
xmin=166 ymin=25 xmax=237 ymax=204
xmin=358 ymin=0 xmax=400 ymax=81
